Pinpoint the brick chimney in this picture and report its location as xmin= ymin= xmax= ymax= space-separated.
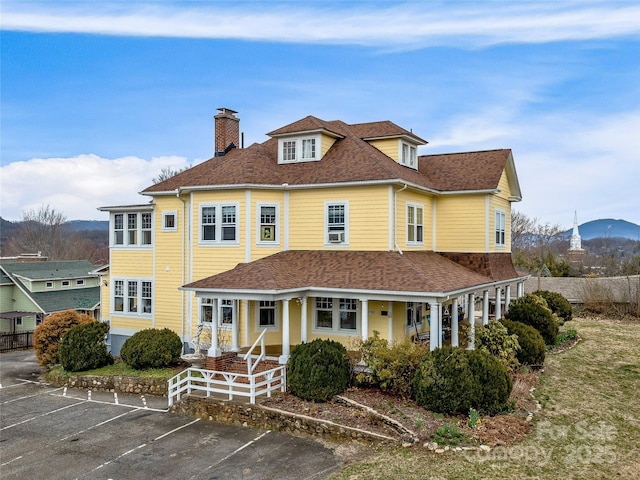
xmin=214 ymin=108 xmax=240 ymax=157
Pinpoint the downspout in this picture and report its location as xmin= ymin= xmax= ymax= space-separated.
xmin=394 ymin=184 xmax=408 ymax=254
xmin=176 ymin=188 xmax=187 ymax=351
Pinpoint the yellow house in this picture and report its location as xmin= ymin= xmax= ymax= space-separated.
xmin=100 ymin=108 xmax=526 ymax=365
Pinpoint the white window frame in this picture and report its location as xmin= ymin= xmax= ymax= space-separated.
xmin=256 ymin=203 xmax=280 ymax=245
xmin=199 ymin=203 xmax=240 ymax=245
xmin=405 ymin=302 xmax=424 ymax=332
xmin=61 ymin=280 xmax=70 ymax=288
xmin=76 ymin=279 xmax=85 ymax=286
xmin=312 ymin=297 xmax=360 ymax=335
xmin=16 ymin=316 xmax=23 ymax=326
xmin=111 ymin=212 xmax=153 ymax=248
xmin=325 ymin=201 xmax=349 ymax=246
xmin=407 ymin=203 xmax=424 ymax=245
xmin=399 ymin=141 xmax=418 ymax=169
xmin=141 ymin=212 xmax=152 ymax=245
xmin=114 ymin=213 xmax=124 ymax=245
xmin=277 ymin=134 xmax=321 ymax=164
xmin=46 ymin=281 xmax=54 ymax=289
xmin=255 ymin=300 xmax=279 ymax=331
xmin=495 ymin=209 xmax=506 ymax=247
xmin=220 ymin=299 xmax=235 ymax=329
xmin=111 ymin=278 xmax=153 ymax=317
xmin=162 ymin=211 xmax=178 ymax=232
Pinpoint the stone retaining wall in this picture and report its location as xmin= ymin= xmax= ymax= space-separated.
xmin=171 ymin=395 xmax=397 ymax=445
xmin=47 ymin=372 xmax=168 ymax=396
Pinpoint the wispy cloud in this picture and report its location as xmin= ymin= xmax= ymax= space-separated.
xmin=0 ymin=154 xmax=191 ymax=221
xmin=2 ymin=1 xmax=639 ymax=47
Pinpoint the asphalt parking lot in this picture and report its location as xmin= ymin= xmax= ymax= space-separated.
xmin=0 ymin=351 xmax=344 ymax=480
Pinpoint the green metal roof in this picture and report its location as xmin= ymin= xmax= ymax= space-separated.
xmin=29 ymin=287 xmax=100 ymax=312
xmin=0 ymin=260 xmax=98 ymax=280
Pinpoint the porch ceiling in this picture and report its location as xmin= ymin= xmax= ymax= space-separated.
xmin=183 ymin=250 xmax=522 ymax=300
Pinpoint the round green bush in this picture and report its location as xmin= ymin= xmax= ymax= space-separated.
xmin=500 ymin=319 xmax=546 ymax=366
xmin=59 ymin=321 xmax=113 ymax=372
xmin=34 ymin=309 xmax=94 ymax=367
xmin=288 ymin=338 xmax=351 ymax=402
xmin=413 ymin=347 xmax=512 ymax=415
xmin=533 ymin=290 xmax=572 ymax=325
xmin=120 ymin=328 xmax=183 ymax=370
xmin=505 ymin=293 xmax=559 ymax=345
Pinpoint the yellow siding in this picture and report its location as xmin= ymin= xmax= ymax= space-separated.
xmin=497 ymin=171 xmax=512 ymax=200
xmin=396 ymin=189 xmax=434 ymax=250
xmin=368 ymin=139 xmax=398 ymax=160
xmin=320 ymin=134 xmax=338 ymax=156
xmin=489 ymin=195 xmax=512 ymax=253
xmin=110 ymin=250 xmax=153 ymax=277
xmin=250 ymin=190 xmax=286 ymax=261
xmin=109 ymin=315 xmax=154 ymax=331
xmin=435 ymin=195 xmax=487 ymax=252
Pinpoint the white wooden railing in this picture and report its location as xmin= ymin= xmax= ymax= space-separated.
xmin=168 ymin=364 xmax=286 ymax=406
xmin=243 ymin=329 xmax=267 ymax=375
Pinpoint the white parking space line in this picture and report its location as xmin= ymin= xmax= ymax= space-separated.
xmin=0 ymin=454 xmax=23 ymax=468
xmin=78 ymin=418 xmax=202 ymax=478
xmin=1 ymin=400 xmax=86 ymax=431
xmin=50 ymin=390 xmax=169 ymax=412
xmin=1 ymin=386 xmax=64 ymax=405
xmin=188 ymin=431 xmax=271 ymax=480
xmin=59 ymin=409 xmax=136 ymax=442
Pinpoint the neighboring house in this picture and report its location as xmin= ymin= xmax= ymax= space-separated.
xmin=99 ymin=108 xmax=528 ymax=362
xmin=0 ymin=259 xmax=102 ymax=333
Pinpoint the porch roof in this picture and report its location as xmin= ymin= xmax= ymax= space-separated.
xmin=183 ymin=250 xmax=523 ymax=301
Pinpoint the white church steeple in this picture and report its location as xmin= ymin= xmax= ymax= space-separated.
xmin=569 ymin=211 xmax=584 ymax=252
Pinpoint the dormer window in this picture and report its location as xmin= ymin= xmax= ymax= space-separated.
xmin=400 ymin=142 xmax=417 ymax=169
xmin=278 ymin=135 xmax=320 ymax=163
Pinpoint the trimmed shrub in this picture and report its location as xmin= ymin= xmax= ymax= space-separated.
xmin=500 ymin=319 xmax=546 ymax=366
xmin=355 ymin=331 xmax=429 ymax=398
xmin=34 ymin=310 xmax=94 ymax=367
xmin=59 ymin=321 xmax=113 ymax=372
xmin=288 ymin=338 xmax=351 ymax=402
xmin=413 ymin=347 xmax=512 ymax=415
xmin=120 ymin=328 xmax=183 ymax=370
xmin=474 ymin=320 xmax=521 ymax=372
xmin=505 ymin=293 xmax=559 ymax=345
xmin=534 ymin=290 xmax=572 ymax=325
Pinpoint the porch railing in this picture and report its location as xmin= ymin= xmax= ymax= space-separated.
xmin=167 ymin=364 xmax=286 ymax=406
xmin=243 ymin=328 xmax=267 ymax=375
xmin=0 ymin=331 xmax=34 ymax=353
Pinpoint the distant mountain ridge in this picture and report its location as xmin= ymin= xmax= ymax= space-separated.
xmin=564 ymin=219 xmax=640 ymax=241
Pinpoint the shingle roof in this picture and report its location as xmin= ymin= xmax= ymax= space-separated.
xmin=30 ymin=287 xmax=100 ymax=313
xmin=1 ymin=260 xmax=98 ymax=280
xmin=142 ymin=115 xmax=511 ymax=195
xmin=183 ymin=250 xmax=506 ymax=296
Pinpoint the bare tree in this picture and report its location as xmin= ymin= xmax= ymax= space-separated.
xmin=152 ymin=165 xmax=191 ymax=184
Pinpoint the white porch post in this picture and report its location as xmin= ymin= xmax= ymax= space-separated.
xmin=387 ymin=301 xmax=394 ymax=344
xmin=361 ymin=299 xmax=369 ymax=341
xmin=495 ymin=287 xmax=502 ymax=321
xmin=429 ymin=301 xmax=440 ymax=351
xmin=517 ymin=281 xmax=524 ymax=298
xmin=279 ymin=298 xmax=290 ymax=364
xmin=231 ymin=299 xmax=239 ymax=351
xmin=468 ymin=293 xmax=476 ymax=350
xmin=300 ymin=297 xmax=308 ymax=343
xmin=482 ymin=290 xmax=489 ymax=325
xmin=451 ymin=297 xmax=459 ymax=347
xmin=207 ymin=298 xmax=221 ymax=357
xmin=505 ymin=285 xmax=512 ymax=313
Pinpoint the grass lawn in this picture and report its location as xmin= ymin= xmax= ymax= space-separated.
xmin=46 ymin=358 xmax=179 ymax=381
xmin=329 ymin=316 xmax=640 ymax=480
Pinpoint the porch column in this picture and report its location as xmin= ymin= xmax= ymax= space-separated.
xmin=387 ymin=301 xmax=394 ymax=344
xmin=467 ymin=293 xmax=476 ymax=350
xmin=207 ymin=298 xmax=221 ymax=357
xmin=517 ymin=281 xmax=524 ymax=298
xmin=482 ymin=290 xmax=489 ymax=325
xmin=300 ymin=296 xmax=308 ymax=343
xmin=279 ymin=298 xmax=291 ymax=364
xmin=429 ymin=301 xmax=440 ymax=351
xmin=495 ymin=287 xmax=502 ymax=321
xmin=361 ymin=299 xmax=369 ymax=341
xmin=451 ymin=297 xmax=459 ymax=347
xmin=505 ymin=285 xmax=512 ymax=313
xmin=231 ymin=299 xmax=239 ymax=351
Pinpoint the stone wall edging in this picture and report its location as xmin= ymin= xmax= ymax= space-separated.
xmin=46 ymin=372 xmax=168 ymax=396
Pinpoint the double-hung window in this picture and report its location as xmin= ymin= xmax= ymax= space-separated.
xmin=127 ymin=214 xmax=138 ymax=245
xmin=221 ymin=299 xmax=234 ymax=327
xmin=407 ymin=204 xmax=424 ymax=244
xmin=114 ymin=214 xmax=124 ymax=245
xmin=201 ymin=298 xmax=213 ymax=323
xmin=112 ymin=211 xmax=153 ymax=247
xmin=141 ymin=213 xmax=152 ymax=245
xmin=495 ymin=210 xmax=506 ymax=247
xmin=200 ymin=203 xmax=239 ymax=244
xmin=112 ymin=278 xmax=152 ymax=316
xmin=278 ymin=135 xmax=320 ymax=163
xmin=326 ymin=201 xmax=348 ymax=245
xmin=400 ymin=142 xmax=417 ymax=169
xmin=114 ymin=280 xmax=124 ymax=312
xmin=258 ymin=301 xmax=277 ymax=329
xmin=258 ymin=204 xmax=278 ymax=243
xmin=314 ymin=297 xmax=359 ymax=334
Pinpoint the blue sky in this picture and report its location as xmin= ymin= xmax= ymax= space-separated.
xmin=1 ymin=0 xmax=639 ymax=229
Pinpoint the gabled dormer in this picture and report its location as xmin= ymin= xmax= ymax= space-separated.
xmin=267 ymin=116 xmax=344 ymax=164
xmin=350 ymin=120 xmax=427 ymax=170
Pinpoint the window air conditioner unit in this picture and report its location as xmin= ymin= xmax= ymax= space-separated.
xmin=328 ymin=232 xmax=344 ymax=243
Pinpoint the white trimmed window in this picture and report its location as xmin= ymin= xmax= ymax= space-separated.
xmin=62 ymin=280 xmax=70 ymax=287
xmin=162 ymin=211 xmax=177 ymax=231
xmin=200 ymin=203 xmax=239 ymax=244
xmin=76 ymin=279 xmax=85 ymax=286
xmin=406 ymin=302 xmax=424 ymax=329
xmin=278 ymin=135 xmax=321 ymax=163
xmin=257 ymin=301 xmax=278 ymax=329
xmin=495 ymin=210 xmax=506 ymax=247
xmin=221 ymin=299 xmax=234 ymax=328
xmin=112 ymin=278 xmax=152 ymax=316
xmin=407 ymin=204 xmax=424 ymax=244
xmin=112 ymin=212 xmax=153 ymax=247
xmin=201 ymin=298 xmax=213 ymax=323
xmin=325 ymin=201 xmax=348 ymax=245
xmin=313 ymin=297 xmax=359 ymax=334
xmin=257 ymin=203 xmax=279 ymax=244
xmin=400 ymin=141 xmax=417 ymax=169
xmin=46 ymin=281 xmax=54 ymax=289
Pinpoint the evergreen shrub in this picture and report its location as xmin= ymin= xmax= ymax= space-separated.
xmin=504 ymin=293 xmax=559 ymax=345
xmin=474 ymin=320 xmax=521 ymax=372
xmin=34 ymin=310 xmax=94 ymax=367
xmin=59 ymin=321 xmax=113 ymax=372
xmin=500 ymin=319 xmax=546 ymax=366
xmin=413 ymin=347 xmax=512 ymax=415
xmin=287 ymin=338 xmax=351 ymax=402
xmin=533 ymin=290 xmax=573 ymax=325
xmin=120 ymin=328 xmax=183 ymax=370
